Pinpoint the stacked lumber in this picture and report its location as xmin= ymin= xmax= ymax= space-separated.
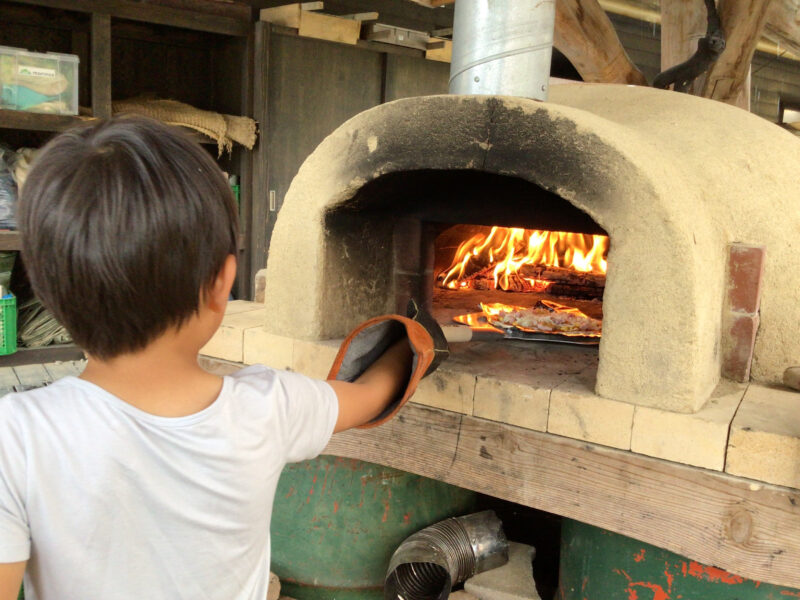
xmin=260 ymin=2 xmax=453 ymax=61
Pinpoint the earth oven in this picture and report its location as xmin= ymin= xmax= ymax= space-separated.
xmin=263 ymin=84 xmax=800 ymax=414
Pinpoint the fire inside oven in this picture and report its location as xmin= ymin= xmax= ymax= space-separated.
xmin=432 ymin=225 xmax=607 ymax=344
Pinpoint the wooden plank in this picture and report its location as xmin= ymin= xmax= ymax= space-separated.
xmin=341 ymin=11 xmax=379 ymax=21
xmin=0 ymin=109 xmax=94 ymax=132
xmin=11 ymin=0 xmax=250 ymax=37
xmin=554 ymin=0 xmax=649 ymax=84
xmin=259 ymin=0 xmax=454 ymax=34
xmin=260 ymin=4 xmax=307 ymax=28
xmin=703 ymin=0 xmax=772 ymax=108
xmin=0 ymin=345 xmax=85 ymax=368
xmin=0 ymin=232 xmax=22 ymax=252
xmin=298 ymin=11 xmax=361 ymax=45
xmin=325 ymin=402 xmax=800 ymax=589
xmin=13 ymin=363 xmax=52 ymax=389
xmin=426 ymin=39 xmax=452 ymax=62
xmin=384 ymin=53 xmax=449 ymax=101
xmin=0 ymin=367 xmax=20 ymax=397
xmin=91 ymin=13 xmax=112 ymax=119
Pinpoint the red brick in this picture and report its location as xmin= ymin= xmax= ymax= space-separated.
xmin=722 ymin=312 xmax=760 ymax=382
xmin=727 ymin=244 xmax=766 ymax=313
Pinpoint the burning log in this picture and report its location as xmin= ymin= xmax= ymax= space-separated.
xmin=449 ymin=264 xmax=605 ymax=300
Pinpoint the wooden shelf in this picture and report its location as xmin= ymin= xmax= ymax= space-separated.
xmin=0 ymin=231 xmax=21 ymax=252
xmin=327 ymin=403 xmax=800 ymax=589
xmin=0 ymin=109 xmax=95 ymax=133
xmin=0 ymin=344 xmax=85 ymax=367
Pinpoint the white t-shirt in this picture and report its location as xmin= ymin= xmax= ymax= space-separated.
xmin=0 ymin=364 xmax=339 ymax=600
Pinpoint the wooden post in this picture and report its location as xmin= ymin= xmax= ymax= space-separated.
xmin=702 ymin=0 xmax=773 ymax=108
xmin=554 ymin=0 xmax=649 ymax=84
xmin=250 ymin=21 xmax=271 ymax=294
xmin=660 ymin=0 xmax=709 ymax=95
xmin=90 ymin=13 xmax=112 ymax=119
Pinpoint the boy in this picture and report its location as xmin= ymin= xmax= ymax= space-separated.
xmin=0 ymin=116 xmax=444 ymax=599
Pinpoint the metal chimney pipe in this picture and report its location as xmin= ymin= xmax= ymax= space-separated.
xmin=449 ymin=0 xmax=557 ymax=100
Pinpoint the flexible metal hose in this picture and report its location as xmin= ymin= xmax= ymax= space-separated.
xmin=384 ymin=510 xmax=508 ymax=600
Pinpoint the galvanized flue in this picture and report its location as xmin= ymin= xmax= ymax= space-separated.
xmin=449 ymin=0 xmax=556 ymax=100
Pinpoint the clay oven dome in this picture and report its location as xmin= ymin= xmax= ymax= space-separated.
xmin=264 ymin=83 xmax=800 ymax=413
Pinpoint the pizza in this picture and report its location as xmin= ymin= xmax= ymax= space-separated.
xmin=480 ymin=301 xmax=602 ymax=336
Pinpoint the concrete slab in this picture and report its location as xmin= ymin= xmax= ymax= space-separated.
xmin=465 ymin=542 xmax=541 ymax=600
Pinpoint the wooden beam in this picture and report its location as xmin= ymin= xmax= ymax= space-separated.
xmin=326 ymin=402 xmax=800 ymax=589
xmin=702 ymin=0 xmax=773 ymax=107
xmin=11 ymin=0 xmax=251 ymax=36
xmin=763 ymin=0 xmax=800 ymax=56
xmin=554 ymin=0 xmax=649 ymax=84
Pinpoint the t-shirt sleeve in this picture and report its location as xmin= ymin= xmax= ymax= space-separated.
xmin=272 ymin=370 xmax=339 ymax=464
xmin=0 ymin=399 xmax=31 ymax=562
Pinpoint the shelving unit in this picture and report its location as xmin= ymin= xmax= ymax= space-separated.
xmin=0 ymin=0 xmax=256 ymax=366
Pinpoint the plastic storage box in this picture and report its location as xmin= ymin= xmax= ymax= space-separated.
xmin=0 ymin=45 xmax=79 ymax=115
xmin=0 ymin=293 xmax=16 ymax=356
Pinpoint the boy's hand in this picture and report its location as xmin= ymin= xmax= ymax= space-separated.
xmin=0 ymin=562 xmax=25 ymax=600
xmin=328 ymin=302 xmax=449 ymax=430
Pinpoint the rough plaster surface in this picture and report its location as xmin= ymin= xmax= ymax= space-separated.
xmin=264 ymin=86 xmax=800 ymax=412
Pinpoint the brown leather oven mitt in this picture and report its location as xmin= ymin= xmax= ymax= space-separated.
xmin=327 ymin=300 xmax=449 ymax=428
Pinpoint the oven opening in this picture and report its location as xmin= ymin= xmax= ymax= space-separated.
xmin=431 ymin=225 xmax=607 ymax=345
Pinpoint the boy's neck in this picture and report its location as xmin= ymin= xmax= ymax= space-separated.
xmin=80 ymin=328 xmax=224 ymax=418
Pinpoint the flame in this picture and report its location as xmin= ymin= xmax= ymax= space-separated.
xmin=439 ymin=227 xmax=608 ymax=291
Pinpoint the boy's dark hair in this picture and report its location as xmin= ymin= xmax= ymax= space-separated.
xmin=19 ymin=115 xmax=239 ymax=360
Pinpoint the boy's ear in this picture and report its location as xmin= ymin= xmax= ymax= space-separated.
xmin=207 ymin=254 xmax=237 ymax=313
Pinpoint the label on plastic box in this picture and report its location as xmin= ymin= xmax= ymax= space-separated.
xmin=18 ymin=65 xmax=56 ymax=79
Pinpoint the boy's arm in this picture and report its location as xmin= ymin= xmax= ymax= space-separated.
xmin=327 ymin=302 xmax=449 ymax=432
xmin=328 ymin=341 xmax=413 ymax=433
xmin=0 ymin=561 xmax=25 ymax=600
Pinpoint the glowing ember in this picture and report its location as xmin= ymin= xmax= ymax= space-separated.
xmin=438 ymin=227 xmax=608 ymax=293
xmin=454 ymin=300 xmax=602 ymax=337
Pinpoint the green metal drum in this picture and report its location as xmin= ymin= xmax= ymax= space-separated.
xmin=271 ymin=456 xmax=478 ymax=600
xmin=558 ymin=519 xmax=800 ymax=600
